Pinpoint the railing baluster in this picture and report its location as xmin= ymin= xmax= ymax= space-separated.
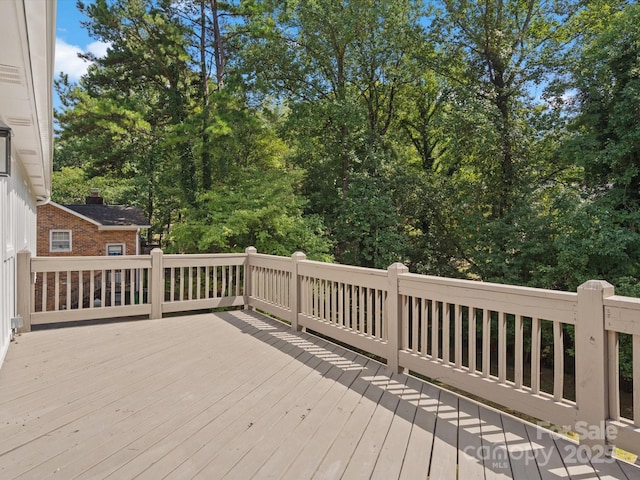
xmin=359 ymin=286 xmax=365 ymax=333
xmin=608 ymin=331 xmax=620 ymax=420
xmin=455 ymin=304 xmax=462 ymax=368
xmin=264 ymin=267 xmax=267 ymax=301
xmin=179 ymin=267 xmax=185 ymax=301
xmin=469 ymin=307 xmax=476 ymax=373
xmin=196 ymin=266 xmax=201 ymax=300
xmin=431 ymin=301 xmax=439 ymax=361
xmin=531 ymin=317 xmax=541 ymax=394
xmin=222 ymin=265 xmax=227 ymax=297
xmin=377 ymin=290 xmax=383 ymax=340
xmin=443 ymin=303 xmax=451 ymax=364
xmin=482 ymin=309 xmax=490 ymax=378
xmin=411 ymin=296 xmax=419 ymax=352
xmin=499 ymin=312 xmax=507 ymax=383
xmin=120 ymin=268 xmax=125 ymax=305
xmin=422 ymin=298 xmax=429 ymax=356
xmin=350 ymin=285 xmax=356 ymax=330
xmin=101 ymin=269 xmax=106 ymax=307
xmin=305 ymin=277 xmax=311 ymax=314
xmin=213 ymin=265 xmax=218 ymax=298
xmin=515 ymin=315 xmax=523 ymax=388
xmin=139 ymin=268 xmax=144 ymax=304
xmin=188 ymin=266 xmax=193 ymax=300
xmin=54 ymin=271 xmax=60 ymax=311
xmin=170 ymin=267 xmax=175 ymax=301
xmin=332 ymin=281 xmax=338 ymax=323
xmin=236 ymin=264 xmax=241 ymax=297
xmin=90 ymin=270 xmax=95 ymax=308
xmin=42 ymin=273 xmax=47 ymax=312
xmin=338 ymin=282 xmax=344 ymax=327
xmin=553 ymin=321 xmax=564 ymax=401
xmin=110 ymin=269 xmax=115 ymax=307
xmin=78 ymin=270 xmax=83 ymax=310
xmin=634 ymin=335 xmax=640 ymax=427
xmin=205 ymin=266 xmax=210 ymax=299
xmin=66 ymin=271 xmax=71 ymax=310
xmin=324 ymin=280 xmax=330 ymax=321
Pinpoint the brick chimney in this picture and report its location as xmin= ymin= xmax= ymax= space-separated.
xmin=86 ymin=188 xmax=104 ymax=205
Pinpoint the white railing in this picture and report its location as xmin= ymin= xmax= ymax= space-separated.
xmin=21 ymin=249 xmax=248 ymax=326
xmin=16 ymin=248 xmax=640 ymax=456
xmin=397 ymin=273 xmax=578 ymax=428
xmin=30 ymin=255 xmax=152 ymax=324
xmin=161 ymin=252 xmax=245 ymax=314
xmin=603 ymin=294 xmax=640 ymax=455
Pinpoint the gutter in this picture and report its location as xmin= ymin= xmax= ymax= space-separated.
xmin=36 ymin=194 xmax=51 ymax=206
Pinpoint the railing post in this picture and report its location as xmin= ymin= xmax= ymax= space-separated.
xmin=387 ymin=262 xmax=408 ymax=373
xmin=16 ymin=249 xmax=32 ymax=333
xmin=150 ymin=248 xmax=163 ymax=319
xmin=244 ymin=246 xmax=257 ymax=310
xmin=290 ymin=251 xmax=306 ymax=331
xmin=576 ymin=280 xmax=614 ymax=453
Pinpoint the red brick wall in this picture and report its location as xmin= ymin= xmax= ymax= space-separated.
xmin=37 ymin=203 xmax=139 ymax=257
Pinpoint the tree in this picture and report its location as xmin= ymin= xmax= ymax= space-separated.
xmin=78 ymin=0 xmax=198 ymax=204
xmin=432 ymin=0 xmax=573 ymax=216
xmin=169 ymin=168 xmax=332 ymax=259
xmin=551 ymin=0 xmax=640 ymax=295
xmin=240 ymin=0 xmax=426 ymax=265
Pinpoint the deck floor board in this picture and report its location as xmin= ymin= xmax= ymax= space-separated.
xmin=1 ymin=310 xmax=639 ymax=480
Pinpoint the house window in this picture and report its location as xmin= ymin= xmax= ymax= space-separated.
xmin=50 ymin=230 xmax=72 ymax=252
xmin=106 ymin=244 xmax=125 ymax=256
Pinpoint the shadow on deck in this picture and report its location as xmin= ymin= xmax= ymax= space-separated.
xmin=1 ymin=310 xmax=639 ymax=479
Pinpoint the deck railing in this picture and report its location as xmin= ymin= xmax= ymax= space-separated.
xmin=15 ymin=247 xmax=640 ymax=457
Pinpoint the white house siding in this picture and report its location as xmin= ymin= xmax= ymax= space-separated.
xmin=0 ymin=0 xmax=55 ymax=369
xmin=0 ymin=163 xmax=37 ymax=367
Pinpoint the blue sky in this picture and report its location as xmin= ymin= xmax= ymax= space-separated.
xmin=55 ymin=0 xmax=110 ymax=104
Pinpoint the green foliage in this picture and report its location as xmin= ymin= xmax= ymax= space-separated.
xmin=54 ymin=0 xmax=640 ymax=307
xmin=169 ymin=168 xmax=333 ymax=260
xmin=52 ymin=166 xmax=138 ymax=206
xmin=333 ymin=173 xmax=407 ymax=269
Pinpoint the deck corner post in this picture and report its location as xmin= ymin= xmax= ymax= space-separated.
xmin=576 ymin=279 xmax=614 ymax=453
xmin=290 ymin=251 xmax=306 ymax=331
xmin=387 ymin=262 xmax=408 ymax=374
xmin=16 ymin=249 xmax=32 ymax=333
xmin=150 ymin=248 xmax=164 ymax=319
xmin=244 ymin=246 xmax=257 ymax=310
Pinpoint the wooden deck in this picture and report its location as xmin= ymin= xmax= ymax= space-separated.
xmin=1 ymin=310 xmax=638 ymax=480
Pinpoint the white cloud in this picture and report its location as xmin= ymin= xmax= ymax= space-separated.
xmin=55 ymin=38 xmax=111 ymax=81
xmin=87 ymin=41 xmax=111 ymax=58
xmin=55 ymin=39 xmax=88 ymax=81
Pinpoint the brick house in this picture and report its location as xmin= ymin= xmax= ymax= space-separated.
xmin=37 ymin=190 xmax=150 ymax=257
xmin=36 ymin=191 xmax=150 ymax=310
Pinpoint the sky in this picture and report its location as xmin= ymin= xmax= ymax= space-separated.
xmin=54 ymin=0 xmax=110 ymax=107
